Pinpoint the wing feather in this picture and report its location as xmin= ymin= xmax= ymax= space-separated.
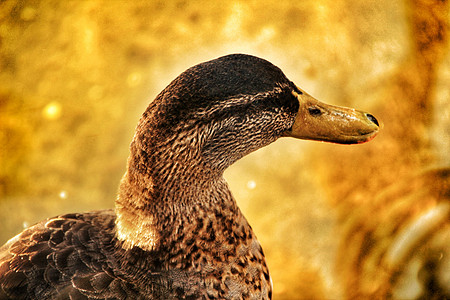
xmin=0 ymin=210 xmax=136 ymax=299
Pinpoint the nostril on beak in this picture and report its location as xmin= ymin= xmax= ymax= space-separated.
xmin=365 ymin=113 xmax=379 ymax=127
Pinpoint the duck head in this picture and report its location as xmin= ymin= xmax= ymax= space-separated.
xmin=116 ymin=54 xmax=379 ymax=250
xmin=138 ymin=54 xmax=379 ymax=172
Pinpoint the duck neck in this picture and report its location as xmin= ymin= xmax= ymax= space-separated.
xmin=115 ymin=123 xmax=239 ymax=251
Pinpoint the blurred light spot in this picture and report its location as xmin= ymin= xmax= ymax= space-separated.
xmin=316 ymin=4 xmax=329 ymax=20
xmin=22 ymin=221 xmax=29 ymax=229
xmin=88 ymin=85 xmax=104 ymax=100
xmin=21 ymin=7 xmax=37 ymax=21
xmin=42 ymin=101 xmax=62 ymax=120
xmin=59 ymin=190 xmax=67 ymax=199
xmin=127 ymin=72 xmax=142 ymax=87
xmin=175 ymin=22 xmax=189 ymax=34
xmin=257 ymin=26 xmax=276 ymax=42
xmin=247 ymin=180 xmax=256 ymax=190
xmin=223 ymin=3 xmax=244 ymax=39
xmin=84 ymin=27 xmax=94 ymax=53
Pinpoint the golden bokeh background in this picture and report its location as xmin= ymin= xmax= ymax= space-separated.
xmin=1 ymin=0 xmax=449 ymax=299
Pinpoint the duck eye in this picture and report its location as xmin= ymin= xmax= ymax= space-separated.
xmin=308 ymin=106 xmax=322 ymax=116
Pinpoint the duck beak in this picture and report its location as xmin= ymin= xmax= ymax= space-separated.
xmin=284 ymin=90 xmax=379 ymax=144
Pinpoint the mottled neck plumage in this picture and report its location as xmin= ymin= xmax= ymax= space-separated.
xmin=115 ymin=110 xmax=239 ymax=251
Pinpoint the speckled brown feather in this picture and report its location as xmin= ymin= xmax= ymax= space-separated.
xmin=0 ymin=211 xmax=138 ymax=299
xmin=0 ymin=209 xmax=272 ymax=299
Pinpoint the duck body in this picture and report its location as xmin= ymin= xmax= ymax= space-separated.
xmin=1 ymin=208 xmax=266 ymax=299
xmin=0 ymin=54 xmax=379 ymax=299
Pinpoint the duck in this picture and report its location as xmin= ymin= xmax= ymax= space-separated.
xmin=0 ymin=54 xmax=379 ymax=299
